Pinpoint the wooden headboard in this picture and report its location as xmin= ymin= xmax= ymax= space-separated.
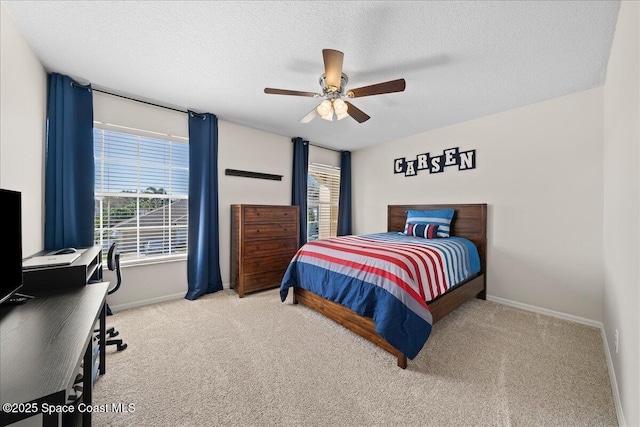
xmin=387 ymin=204 xmax=487 ymax=275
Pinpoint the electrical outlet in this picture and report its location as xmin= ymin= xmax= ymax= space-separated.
xmin=614 ymin=329 xmax=619 ymax=354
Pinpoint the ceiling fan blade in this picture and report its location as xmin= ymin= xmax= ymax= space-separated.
xmin=264 ymin=88 xmax=320 ymax=97
xmin=299 ymin=106 xmax=319 ymax=123
xmin=344 ymin=101 xmax=370 ymax=123
xmin=346 ymin=78 xmax=406 ymax=98
xmin=322 ymin=49 xmax=344 ymax=90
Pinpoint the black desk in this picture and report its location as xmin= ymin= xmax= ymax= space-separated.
xmin=0 ymin=283 xmax=108 ymax=427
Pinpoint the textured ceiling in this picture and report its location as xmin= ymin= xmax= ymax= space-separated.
xmin=2 ymin=1 xmax=620 ymax=151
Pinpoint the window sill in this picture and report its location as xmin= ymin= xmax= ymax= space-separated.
xmin=103 ymin=254 xmax=187 ymax=269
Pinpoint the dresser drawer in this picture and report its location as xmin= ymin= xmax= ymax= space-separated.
xmin=243 ymin=222 xmax=298 ymax=239
xmin=243 ymin=238 xmax=298 ymax=257
xmin=242 ymin=270 xmax=287 ymax=293
xmin=243 ymin=206 xmax=297 ymax=223
xmin=242 ymin=252 xmax=294 ymax=274
xmin=231 ymin=204 xmax=299 ymax=297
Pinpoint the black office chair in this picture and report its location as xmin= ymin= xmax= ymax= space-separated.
xmin=104 ymin=242 xmax=127 ymax=351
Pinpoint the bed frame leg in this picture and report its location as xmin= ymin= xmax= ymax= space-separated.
xmin=292 ymin=290 xmax=298 ymax=305
xmin=397 ymin=355 xmax=407 ymax=369
xmin=477 ymin=288 xmax=487 ymax=300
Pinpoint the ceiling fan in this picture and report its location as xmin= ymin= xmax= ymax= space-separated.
xmin=264 ymin=49 xmax=406 ymax=124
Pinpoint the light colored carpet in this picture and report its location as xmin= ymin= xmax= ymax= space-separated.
xmin=93 ymin=289 xmax=617 ymax=427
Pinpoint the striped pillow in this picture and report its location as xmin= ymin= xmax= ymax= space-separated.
xmin=404 ymin=209 xmax=455 ymax=238
xmin=405 ymin=223 xmax=439 ymax=239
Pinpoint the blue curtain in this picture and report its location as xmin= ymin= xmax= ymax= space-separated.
xmin=291 ymin=137 xmax=309 ymax=246
xmin=44 ymin=73 xmax=94 ymax=250
xmin=185 ymin=111 xmax=223 ymax=300
xmin=337 ymin=150 xmax=352 ymax=236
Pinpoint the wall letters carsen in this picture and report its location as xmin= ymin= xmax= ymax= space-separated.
xmin=394 ymin=147 xmax=476 ymax=177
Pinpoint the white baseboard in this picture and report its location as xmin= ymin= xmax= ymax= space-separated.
xmin=600 ymin=326 xmax=626 ymax=427
xmin=486 ymin=295 xmax=601 ymax=328
xmin=109 ymin=292 xmax=185 ymax=312
xmin=486 ymin=295 xmax=625 ymax=426
xmin=109 ymin=284 xmax=231 ymax=312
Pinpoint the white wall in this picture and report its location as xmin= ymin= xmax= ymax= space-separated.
xmin=310 ymin=144 xmax=341 ymax=168
xmin=95 ymin=92 xmax=296 ymax=308
xmin=352 ymin=88 xmax=604 ymax=321
xmin=218 ymin=120 xmax=292 ymax=288
xmin=0 ymin=3 xmax=47 ymax=257
xmin=93 ymin=91 xmax=190 ymax=308
xmin=1 ymin=75 xmax=322 ymax=309
xmin=1 ymin=3 xmax=636 ymax=419
xmin=93 ymin=90 xmax=188 ymax=140
xmin=218 ymin=132 xmax=340 ymax=287
xmin=106 ymin=125 xmax=340 ymax=309
xmin=603 ymin=2 xmax=639 ymax=426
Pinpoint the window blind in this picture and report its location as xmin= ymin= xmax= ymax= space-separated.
xmin=307 ymin=163 xmax=340 ymax=241
xmin=93 ymin=126 xmax=189 ymax=262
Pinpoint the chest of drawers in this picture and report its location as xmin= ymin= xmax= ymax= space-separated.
xmin=230 ymin=204 xmax=300 ymax=297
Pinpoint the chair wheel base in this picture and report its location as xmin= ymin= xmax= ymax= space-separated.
xmin=117 ymin=343 xmax=127 ymax=351
xmin=109 ymin=330 xmax=119 ymax=338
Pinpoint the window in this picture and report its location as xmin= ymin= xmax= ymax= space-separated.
xmin=307 ymin=163 xmax=340 ymax=241
xmin=93 ymin=126 xmax=189 ymax=262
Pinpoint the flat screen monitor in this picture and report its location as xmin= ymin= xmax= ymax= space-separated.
xmin=0 ymin=188 xmax=23 ymax=305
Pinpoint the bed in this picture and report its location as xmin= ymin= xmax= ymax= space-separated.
xmin=279 ymin=203 xmax=487 ymax=369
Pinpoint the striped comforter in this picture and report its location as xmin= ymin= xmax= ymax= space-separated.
xmin=280 ymin=232 xmax=481 ymax=359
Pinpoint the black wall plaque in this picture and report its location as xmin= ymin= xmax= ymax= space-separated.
xmin=225 ymin=169 xmax=283 ymax=181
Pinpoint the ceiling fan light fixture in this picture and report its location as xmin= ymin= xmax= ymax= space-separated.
xmin=333 ymin=98 xmax=348 ymax=120
xmin=333 ymin=98 xmax=347 ymax=113
xmin=264 ymin=49 xmax=406 ymax=125
xmin=317 ymin=99 xmax=333 ymax=117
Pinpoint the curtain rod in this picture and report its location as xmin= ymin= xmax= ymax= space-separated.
xmin=95 ymin=88 xmax=346 ymax=153
xmin=309 ymin=143 xmax=342 ymax=153
xmin=300 ymin=140 xmax=342 ymax=153
xmin=92 ymin=88 xmax=188 ymax=114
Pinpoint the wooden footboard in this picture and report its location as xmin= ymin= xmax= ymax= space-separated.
xmin=293 ymin=287 xmax=408 ymax=368
xmin=291 ymin=203 xmax=487 ymax=369
xmin=428 ymin=273 xmax=485 ymax=322
xmin=293 ymin=273 xmax=485 ymax=369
